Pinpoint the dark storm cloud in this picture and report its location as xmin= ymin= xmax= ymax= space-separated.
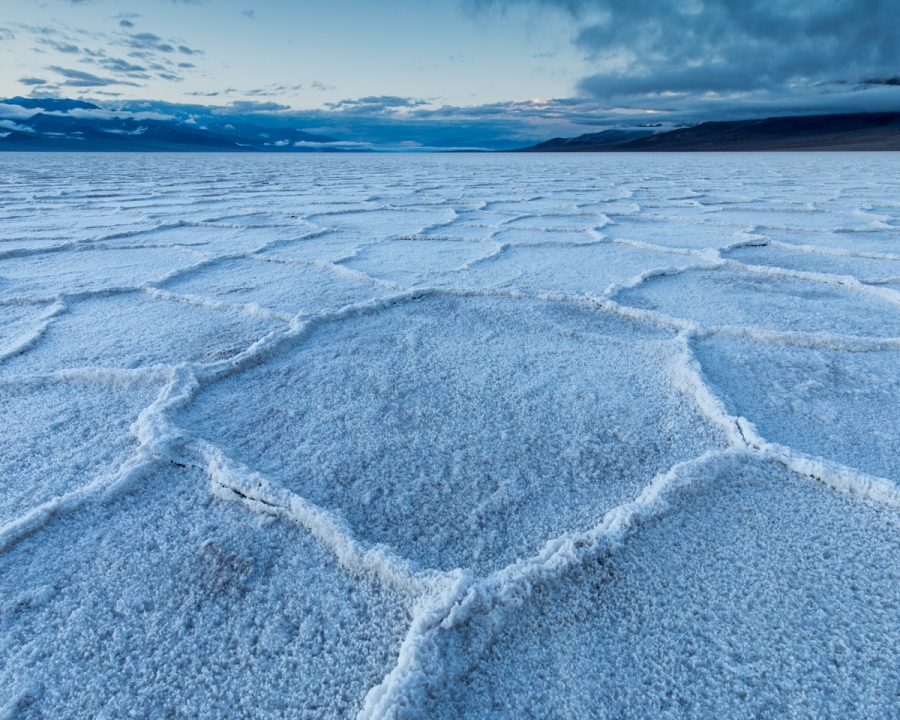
xmin=863 ymin=76 xmax=900 ymax=86
xmin=472 ymin=0 xmax=900 ymax=100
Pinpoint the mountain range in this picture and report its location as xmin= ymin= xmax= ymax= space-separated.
xmin=0 ymin=97 xmax=348 ymax=152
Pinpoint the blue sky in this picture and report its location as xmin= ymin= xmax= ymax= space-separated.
xmin=2 ymin=0 xmax=899 ymax=147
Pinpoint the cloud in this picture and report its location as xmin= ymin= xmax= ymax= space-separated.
xmin=37 ymin=38 xmax=81 ymax=54
xmin=863 ymin=76 xmax=900 ymax=86
xmin=325 ymin=96 xmax=429 ymax=113
xmin=48 ymin=65 xmax=140 ymax=87
xmin=211 ymin=100 xmax=291 ymax=114
xmin=245 ymin=83 xmax=304 ymax=96
xmin=0 ymin=119 xmax=36 ymax=133
xmin=94 ymin=56 xmax=149 ymax=76
xmin=310 ymin=80 xmax=335 ymax=91
xmin=5 ymin=18 xmax=202 ymax=98
xmin=52 ymin=107 xmax=175 ymax=122
xmin=123 ymin=32 xmax=174 ymax=53
xmin=83 ymin=27 xmax=204 ymax=77
xmin=474 ymin=0 xmax=900 ymax=106
xmin=242 ymin=9 xmax=256 ymax=19
xmin=0 ymin=104 xmax=38 ymax=120
xmin=187 ymin=84 xmax=302 ymax=99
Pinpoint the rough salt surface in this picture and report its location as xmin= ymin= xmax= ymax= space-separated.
xmin=420 ymin=454 xmax=900 ymax=719
xmin=0 ymin=465 xmax=409 ymax=720
xmin=617 ymin=266 xmax=900 ymax=337
xmin=1 ymin=152 xmax=899 ymax=719
xmin=183 ymin=294 xmax=725 ymax=573
xmin=695 ymin=335 xmax=900 ymax=484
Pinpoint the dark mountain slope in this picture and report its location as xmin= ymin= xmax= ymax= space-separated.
xmin=518 ymin=113 xmax=900 ymax=152
xmin=523 ymin=128 xmax=656 ymax=151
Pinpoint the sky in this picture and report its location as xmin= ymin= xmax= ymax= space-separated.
xmin=1 ymin=0 xmax=899 ymax=147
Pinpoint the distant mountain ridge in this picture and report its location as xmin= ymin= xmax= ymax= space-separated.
xmin=518 ymin=113 xmax=900 ymax=152
xmin=0 ymin=97 xmax=351 ymax=152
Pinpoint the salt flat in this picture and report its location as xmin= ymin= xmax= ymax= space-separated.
xmin=1 ymin=152 xmax=899 ymax=719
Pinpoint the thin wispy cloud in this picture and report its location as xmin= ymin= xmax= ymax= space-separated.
xmin=325 ymin=96 xmax=431 ymax=113
xmin=48 ymin=65 xmax=140 ymax=87
xmin=90 ymin=56 xmax=149 ymax=78
xmin=37 ymin=38 xmax=81 ymax=54
xmin=6 ymin=17 xmax=206 ymax=91
xmin=211 ymin=100 xmax=291 ymax=113
xmin=122 ymin=32 xmax=175 ymax=53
